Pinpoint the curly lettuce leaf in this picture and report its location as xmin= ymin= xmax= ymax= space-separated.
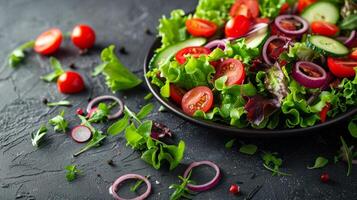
xmin=280 ymin=42 xmax=321 ymax=62
xmin=225 ymin=38 xmax=260 ymax=64
xmin=158 ymin=9 xmax=188 ymax=51
xmin=259 ymin=0 xmax=286 ymax=18
xmin=194 ymin=0 xmax=234 ymax=26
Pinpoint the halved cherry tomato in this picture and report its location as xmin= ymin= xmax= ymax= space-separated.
xmin=34 ymin=28 xmax=62 ymax=55
xmin=57 ymin=71 xmax=85 ymax=94
xmin=181 ymin=86 xmax=213 ymax=116
xmin=225 ymin=15 xmax=251 ymax=38
xmin=170 ymin=84 xmax=186 ymax=105
xmin=186 ymin=19 xmax=217 ymax=38
xmin=320 ymin=103 xmax=330 ymax=123
xmin=71 ymin=24 xmax=96 ymax=50
xmin=297 ymin=0 xmax=316 ymax=13
xmin=279 ymin=3 xmax=290 ymax=14
xmin=175 ymin=46 xmax=211 ymax=64
xmin=254 ymin=18 xmax=270 ymax=24
xmin=311 ymin=21 xmax=339 ymax=37
xmin=214 ymin=58 xmax=246 ymax=86
xmin=230 ymin=0 xmax=259 ymax=18
xmin=349 ymin=49 xmax=357 ymax=61
xmin=327 ymin=57 xmax=357 ymax=78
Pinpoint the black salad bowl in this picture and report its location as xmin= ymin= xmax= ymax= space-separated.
xmin=143 ymin=38 xmax=357 ymax=138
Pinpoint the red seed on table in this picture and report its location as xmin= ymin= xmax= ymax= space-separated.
xmin=229 ymin=184 xmax=240 ymax=194
xmin=320 ymin=172 xmax=329 ymax=183
xmin=76 ymin=108 xmax=84 ymax=115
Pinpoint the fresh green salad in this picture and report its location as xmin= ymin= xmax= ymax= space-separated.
xmin=147 ymin=0 xmax=357 ymax=129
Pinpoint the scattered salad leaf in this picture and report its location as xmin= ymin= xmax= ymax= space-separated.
xmin=65 ymin=165 xmax=81 ymax=182
xmin=225 ymin=139 xmax=236 ymax=149
xmin=340 ymin=136 xmax=352 ymax=176
xmin=107 ymin=113 xmax=129 ymax=136
xmin=49 ymin=110 xmax=68 ymax=133
xmin=169 ymin=171 xmax=196 ymax=200
xmin=262 ymin=152 xmax=291 ymax=176
xmin=40 ymin=57 xmax=65 ymax=82
xmin=307 ymin=156 xmax=329 ymax=169
xmin=194 ymin=0 xmax=234 ymax=26
xmin=130 ymin=176 xmax=150 ymax=192
xmin=8 ymin=40 xmax=35 ymax=67
xmin=239 ymin=144 xmax=258 ymax=155
xmin=46 ymin=100 xmax=72 ymax=107
xmin=95 ymin=45 xmax=142 ymax=92
xmin=260 ymin=0 xmax=286 ymax=18
xmin=88 ymin=102 xmax=112 ymax=123
xmin=31 ymin=125 xmax=47 ymax=147
xmin=144 ymin=93 xmax=153 ymax=100
xmin=348 ymin=115 xmax=357 ymax=138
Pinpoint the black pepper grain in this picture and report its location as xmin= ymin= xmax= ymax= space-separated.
xmin=145 ymin=28 xmax=153 ymax=35
xmin=42 ymin=97 xmax=48 ymax=104
xmin=119 ymin=46 xmax=128 ymax=55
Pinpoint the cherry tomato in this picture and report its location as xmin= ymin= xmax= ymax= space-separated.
xmin=186 ymin=19 xmax=217 ymax=38
xmin=279 ymin=3 xmax=290 ymax=14
xmin=34 ymin=28 xmax=63 ymax=55
xmin=230 ymin=0 xmax=259 ymax=18
xmin=170 ymin=84 xmax=186 ymax=105
xmin=327 ymin=57 xmax=357 ymax=78
xmin=311 ymin=21 xmax=339 ymax=37
xmin=229 ymin=184 xmax=240 ymax=194
xmin=215 ymin=58 xmax=246 ymax=86
xmin=225 ymin=15 xmax=251 ymax=38
xmin=175 ymin=46 xmax=211 ymax=64
xmin=71 ymin=24 xmax=96 ymax=49
xmin=320 ymin=172 xmax=330 ymax=183
xmin=320 ymin=103 xmax=330 ymax=123
xmin=297 ymin=0 xmax=316 ymax=13
xmin=181 ymin=86 xmax=213 ymax=116
xmin=349 ymin=49 xmax=357 ymax=61
xmin=57 ymin=71 xmax=85 ymax=94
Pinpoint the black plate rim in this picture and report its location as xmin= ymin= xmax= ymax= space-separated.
xmin=143 ymin=37 xmax=357 ymax=137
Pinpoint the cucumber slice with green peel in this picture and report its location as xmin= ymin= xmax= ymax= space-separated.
xmin=245 ymin=26 xmax=269 ymax=49
xmin=307 ymin=35 xmax=349 ymax=57
xmin=149 ymin=37 xmax=206 ymax=69
xmin=301 ymin=2 xmax=340 ymax=24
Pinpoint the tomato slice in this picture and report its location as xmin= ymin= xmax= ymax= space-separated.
xmin=254 ymin=18 xmax=270 ymax=24
xmin=186 ymin=18 xmax=217 ymax=38
xmin=225 ymin=15 xmax=251 ymax=38
xmin=170 ymin=84 xmax=186 ymax=105
xmin=230 ymin=0 xmax=259 ymax=18
xmin=57 ymin=71 xmax=85 ymax=94
xmin=297 ymin=0 xmax=316 ymax=13
xmin=181 ymin=86 xmax=213 ymax=116
xmin=349 ymin=49 xmax=357 ymax=61
xmin=327 ymin=57 xmax=357 ymax=78
xmin=175 ymin=46 xmax=211 ymax=64
xmin=320 ymin=103 xmax=330 ymax=123
xmin=311 ymin=21 xmax=339 ymax=37
xmin=214 ymin=58 xmax=246 ymax=86
xmin=34 ymin=28 xmax=62 ymax=55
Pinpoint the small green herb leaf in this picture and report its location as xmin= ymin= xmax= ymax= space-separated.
xmin=144 ymin=93 xmax=153 ymax=100
xmin=46 ymin=100 xmax=72 ymax=107
xmin=340 ymin=136 xmax=353 ymax=176
xmin=8 ymin=41 xmax=35 ymax=67
xmin=49 ymin=110 xmax=68 ymax=133
xmin=65 ymin=165 xmax=80 ymax=182
xmin=92 ymin=62 xmax=108 ymax=76
xmin=307 ymin=156 xmax=329 ymax=169
xmin=88 ymin=103 xmax=110 ymax=123
xmin=262 ymin=152 xmax=290 ymax=176
xmin=169 ymin=171 xmax=195 ymax=200
xmin=348 ymin=115 xmax=357 ymax=138
xmin=137 ymin=103 xmax=154 ymax=119
xmin=107 ymin=113 xmax=129 ymax=136
xmin=31 ymin=125 xmax=48 ymax=147
xmin=239 ymin=144 xmax=258 ymax=155
xmin=41 ymin=57 xmax=65 ymax=82
xmin=225 ymin=139 xmax=236 ymax=149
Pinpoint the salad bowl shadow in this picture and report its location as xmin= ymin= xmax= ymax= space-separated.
xmin=144 ymin=38 xmax=357 ymax=138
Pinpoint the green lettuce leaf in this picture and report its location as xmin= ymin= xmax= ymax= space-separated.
xmin=280 ymin=42 xmax=321 ymax=62
xmin=259 ymin=0 xmax=287 ymax=18
xmin=194 ymin=0 xmax=234 ymax=26
xmin=225 ymin=38 xmax=260 ymax=64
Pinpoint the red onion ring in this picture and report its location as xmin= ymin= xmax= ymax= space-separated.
xmin=292 ymin=61 xmax=327 ymax=89
xmin=262 ymin=35 xmax=292 ymax=65
xmin=183 ymin=161 xmax=221 ymax=192
xmin=86 ymin=95 xmax=123 ymax=120
xmin=228 ymin=23 xmax=268 ymax=41
xmin=274 ymin=15 xmax=308 ymax=35
xmin=109 ymin=174 xmax=151 ymax=200
xmin=344 ymin=30 xmax=357 ymax=48
xmin=204 ymin=39 xmax=227 ymax=51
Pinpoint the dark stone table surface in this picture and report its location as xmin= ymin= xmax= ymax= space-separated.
xmin=0 ymin=0 xmax=356 ymax=199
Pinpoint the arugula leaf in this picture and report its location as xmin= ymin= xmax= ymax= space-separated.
xmin=194 ymin=0 xmax=234 ymax=26
xmin=40 ymin=57 xmax=65 ymax=82
xmin=348 ymin=115 xmax=357 ymax=138
xmin=8 ymin=40 xmax=35 ymax=67
xmin=137 ymin=103 xmax=154 ymax=119
xmin=31 ymin=125 xmax=48 ymax=147
xmin=144 ymin=93 xmax=153 ymax=100
xmin=169 ymin=171 xmax=196 ymax=200
xmin=65 ymin=165 xmax=81 ymax=182
xmin=259 ymin=0 xmax=286 ymax=18
xmin=307 ymin=156 xmax=329 ymax=169
xmin=88 ymin=103 xmax=110 ymax=123
xmin=95 ymin=45 xmax=142 ymax=92
xmin=157 ymin=9 xmax=188 ymax=51
xmin=262 ymin=152 xmax=291 ymax=176
xmin=340 ymin=136 xmax=353 ymax=176
xmin=239 ymin=144 xmax=258 ymax=155
xmin=46 ymin=100 xmax=72 ymax=107
xmin=49 ymin=110 xmax=68 ymax=133
xmin=107 ymin=113 xmax=130 ymax=136
xmin=225 ymin=139 xmax=236 ymax=149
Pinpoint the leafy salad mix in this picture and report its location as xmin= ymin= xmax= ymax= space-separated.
xmin=147 ymin=0 xmax=357 ymax=129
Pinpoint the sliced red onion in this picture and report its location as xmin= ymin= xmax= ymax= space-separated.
xmin=109 ymin=174 xmax=151 ymax=200
xmin=204 ymin=40 xmax=227 ymax=51
xmin=71 ymin=125 xmax=92 ymax=143
xmin=344 ymin=30 xmax=357 ymax=48
xmin=86 ymin=95 xmax=123 ymax=120
xmin=228 ymin=23 xmax=268 ymax=41
xmin=183 ymin=161 xmax=221 ymax=192
xmin=274 ymin=15 xmax=308 ymax=35
xmin=150 ymin=121 xmax=173 ymax=139
xmin=262 ymin=35 xmax=292 ymax=65
xmin=292 ymin=61 xmax=327 ymax=89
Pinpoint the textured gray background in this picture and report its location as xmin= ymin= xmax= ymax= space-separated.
xmin=0 ymin=0 xmax=356 ymax=199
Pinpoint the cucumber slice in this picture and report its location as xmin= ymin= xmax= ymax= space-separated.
xmin=307 ymin=35 xmax=349 ymax=56
xmin=301 ymin=1 xmax=339 ymax=24
xmin=245 ymin=26 xmax=269 ymax=49
xmin=150 ymin=37 xmax=206 ymax=69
